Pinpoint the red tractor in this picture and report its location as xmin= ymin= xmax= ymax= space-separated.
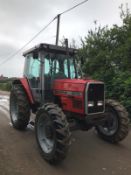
xmin=10 ymin=43 xmax=129 ymax=164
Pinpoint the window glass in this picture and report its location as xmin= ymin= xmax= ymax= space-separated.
xmin=45 ymin=58 xmax=50 ymax=74
xmin=64 ymin=59 xmax=68 ymax=77
xmin=42 ymin=53 xmax=79 ymax=79
xmin=29 ymin=58 xmax=40 ymax=78
xmin=51 ymin=59 xmax=60 ymax=74
xmin=55 ymin=60 xmax=59 ymax=73
xmin=24 ymin=54 xmax=40 ymax=88
xmin=70 ymin=59 xmax=76 ymax=79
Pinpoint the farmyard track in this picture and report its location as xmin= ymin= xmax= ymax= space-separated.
xmin=0 ymin=92 xmax=131 ymax=175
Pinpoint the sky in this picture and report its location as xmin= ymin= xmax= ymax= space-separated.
xmin=0 ymin=0 xmax=131 ymax=77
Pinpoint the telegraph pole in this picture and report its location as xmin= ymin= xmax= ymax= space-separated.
xmin=55 ymin=14 xmax=60 ymax=46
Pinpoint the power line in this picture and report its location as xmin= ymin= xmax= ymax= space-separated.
xmin=55 ymin=0 xmax=88 ymax=45
xmin=0 ymin=0 xmax=88 ymax=65
xmin=60 ymin=0 xmax=88 ymax=15
xmin=0 ymin=17 xmax=56 ymax=65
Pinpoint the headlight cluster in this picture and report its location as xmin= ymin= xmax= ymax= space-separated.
xmin=88 ymin=101 xmax=94 ymax=107
xmin=97 ymin=101 xmax=104 ymax=106
xmin=88 ymin=101 xmax=104 ymax=107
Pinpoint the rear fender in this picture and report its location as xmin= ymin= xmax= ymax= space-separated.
xmin=12 ymin=78 xmax=34 ymax=105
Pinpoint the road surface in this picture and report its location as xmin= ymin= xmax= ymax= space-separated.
xmin=0 ymin=92 xmax=131 ymax=175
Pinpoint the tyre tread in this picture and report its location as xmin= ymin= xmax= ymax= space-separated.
xmin=97 ymin=99 xmax=129 ymax=143
xmin=35 ymin=103 xmax=71 ymax=164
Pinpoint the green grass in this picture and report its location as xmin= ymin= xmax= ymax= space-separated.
xmin=0 ymin=82 xmax=12 ymax=91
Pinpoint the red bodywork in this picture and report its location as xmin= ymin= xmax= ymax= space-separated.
xmin=53 ymin=79 xmax=99 ymax=115
xmin=16 ymin=77 xmax=100 ymax=116
xmin=15 ymin=78 xmax=34 ymax=104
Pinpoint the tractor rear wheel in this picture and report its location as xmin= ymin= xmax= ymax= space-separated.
xmin=10 ymin=85 xmax=30 ymax=130
xmin=96 ymin=99 xmax=129 ymax=143
xmin=35 ymin=103 xmax=71 ymax=164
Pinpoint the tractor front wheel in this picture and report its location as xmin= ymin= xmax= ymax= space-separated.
xmin=96 ymin=99 xmax=129 ymax=143
xmin=10 ymin=85 xmax=30 ymax=130
xmin=35 ymin=103 xmax=71 ymax=164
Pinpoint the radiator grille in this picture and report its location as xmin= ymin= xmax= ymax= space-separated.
xmin=86 ymin=83 xmax=105 ymax=114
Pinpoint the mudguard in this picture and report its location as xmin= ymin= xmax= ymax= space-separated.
xmin=12 ymin=78 xmax=34 ymax=105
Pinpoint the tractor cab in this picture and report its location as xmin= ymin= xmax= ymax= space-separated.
xmin=23 ymin=43 xmax=80 ymax=103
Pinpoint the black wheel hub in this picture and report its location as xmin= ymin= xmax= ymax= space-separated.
xmin=98 ymin=109 xmax=119 ymax=136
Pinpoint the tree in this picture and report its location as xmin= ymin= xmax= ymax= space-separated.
xmin=78 ymin=4 xmax=131 ymax=116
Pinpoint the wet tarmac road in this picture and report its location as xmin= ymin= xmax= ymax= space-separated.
xmin=0 ymin=92 xmax=131 ymax=175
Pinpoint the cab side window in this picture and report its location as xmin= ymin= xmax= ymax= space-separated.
xmin=24 ymin=54 xmax=40 ymax=88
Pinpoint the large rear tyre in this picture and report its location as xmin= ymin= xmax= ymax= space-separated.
xmin=35 ymin=103 xmax=71 ymax=164
xmin=96 ymin=99 xmax=129 ymax=143
xmin=10 ymin=85 xmax=30 ymax=130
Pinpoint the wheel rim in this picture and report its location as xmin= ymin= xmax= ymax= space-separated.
xmin=98 ymin=108 xmax=119 ymax=136
xmin=37 ymin=114 xmax=55 ymax=154
xmin=10 ymin=94 xmax=19 ymax=122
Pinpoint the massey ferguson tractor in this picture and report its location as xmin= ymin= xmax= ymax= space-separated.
xmin=10 ymin=42 xmax=129 ymax=164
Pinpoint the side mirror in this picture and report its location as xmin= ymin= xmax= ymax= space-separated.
xmin=33 ymin=52 xmax=38 ymax=59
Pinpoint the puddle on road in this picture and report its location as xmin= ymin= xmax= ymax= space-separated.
xmin=0 ymin=95 xmax=9 ymax=98
xmin=9 ymin=122 xmax=12 ymax=126
xmin=0 ymin=95 xmax=9 ymax=103
xmin=0 ymin=95 xmax=9 ymax=119
xmin=27 ymin=124 xmax=34 ymax=131
xmin=1 ymin=99 xmax=8 ymax=102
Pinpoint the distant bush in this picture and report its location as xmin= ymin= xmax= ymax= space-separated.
xmin=0 ymin=82 xmax=12 ymax=91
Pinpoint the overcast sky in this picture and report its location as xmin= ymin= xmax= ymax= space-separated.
xmin=0 ymin=0 xmax=131 ymax=77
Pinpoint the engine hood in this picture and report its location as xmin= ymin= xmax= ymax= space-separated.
xmin=53 ymin=78 xmax=103 ymax=92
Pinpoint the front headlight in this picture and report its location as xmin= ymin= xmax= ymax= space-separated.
xmin=88 ymin=101 xmax=94 ymax=107
xmin=97 ymin=101 xmax=103 ymax=106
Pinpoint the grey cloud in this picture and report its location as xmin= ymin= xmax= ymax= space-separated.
xmin=0 ymin=0 xmax=131 ymax=77
xmin=0 ymin=43 xmax=24 ymax=77
xmin=0 ymin=1 xmax=55 ymax=38
xmin=0 ymin=43 xmax=17 ymax=59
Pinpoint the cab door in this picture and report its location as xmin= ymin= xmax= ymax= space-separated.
xmin=24 ymin=53 xmax=42 ymax=103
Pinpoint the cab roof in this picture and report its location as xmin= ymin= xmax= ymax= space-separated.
xmin=23 ymin=43 xmax=77 ymax=56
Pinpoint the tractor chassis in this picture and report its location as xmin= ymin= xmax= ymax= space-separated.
xmin=64 ymin=112 xmax=108 ymax=131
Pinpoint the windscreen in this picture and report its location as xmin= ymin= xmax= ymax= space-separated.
xmin=44 ymin=53 xmax=81 ymax=79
